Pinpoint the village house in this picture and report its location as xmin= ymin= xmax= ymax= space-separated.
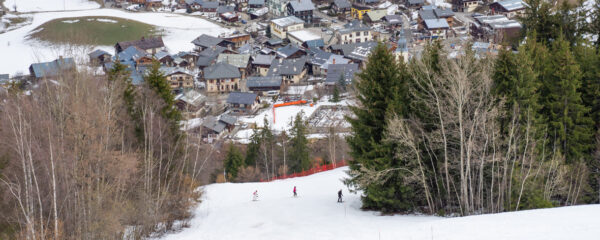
xmin=175 ymin=51 xmax=199 ymax=68
xmin=247 ymin=76 xmax=283 ymax=94
xmin=328 ymin=41 xmax=379 ymax=65
xmin=331 ymin=0 xmax=352 ymax=15
xmin=418 ymin=8 xmax=455 ymax=29
xmin=270 ymin=16 xmax=305 ymax=40
xmin=307 ymin=49 xmax=350 ymax=76
xmin=155 ymin=51 xmax=174 ymax=66
xmin=175 ymin=89 xmax=206 ymax=116
xmin=383 ymin=15 xmax=403 ymax=29
xmin=351 ymin=4 xmax=372 ymax=20
xmin=287 ymin=30 xmax=324 ymax=48
xmin=266 ymin=0 xmax=290 ymax=17
xmin=115 ymin=36 xmax=165 ymax=54
xmin=452 ymin=0 xmax=481 ymax=12
xmin=423 ymin=18 xmax=450 ymax=39
xmin=191 ymin=34 xmax=233 ymax=52
xmin=267 ymin=57 xmax=308 ymax=84
xmin=201 ymin=115 xmax=236 ymax=140
xmin=226 ymin=92 xmax=260 ymax=115
xmin=364 ymin=9 xmax=387 ymax=23
xmin=29 ymin=57 xmax=76 ymax=80
xmin=471 ymin=15 xmax=522 ymax=43
xmin=287 ymin=0 xmax=315 ymax=23
xmin=248 ymin=0 xmax=265 ymax=8
xmin=216 ymin=53 xmax=251 ymax=79
xmin=162 ymin=67 xmax=194 ymax=89
xmin=203 ymin=62 xmax=241 ymax=93
xmin=325 ymin=63 xmax=359 ymax=86
xmin=489 ymin=0 xmax=527 ymax=19
xmin=222 ymin=34 xmax=251 ymax=49
xmin=406 ymin=0 xmax=424 ymax=9
xmin=252 ymin=54 xmax=277 ymax=76
xmin=337 ymin=20 xmax=374 ymax=44
xmin=88 ymin=49 xmax=112 ymax=65
xmin=276 ymin=45 xmax=306 ymax=59
xmin=196 ymin=46 xmax=227 ymax=70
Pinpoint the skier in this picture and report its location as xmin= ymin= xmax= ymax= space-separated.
xmin=293 ymin=186 xmax=297 ymax=197
xmin=252 ymin=190 xmax=259 ymax=201
xmin=337 ymin=189 xmax=343 ymax=202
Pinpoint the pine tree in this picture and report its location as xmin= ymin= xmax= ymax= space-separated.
xmin=345 ymin=42 xmax=412 ymax=212
xmin=144 ymin=60 xmax=182 ymax=126
xmin=245 ymin=128 xmax=261 ymax=167
xmin=592 ymin=2 xmax=600 ymax=48
xmin=337 ymin=73 xmax=347 ymax=91
xmin=331 ymin=85 xmax=340 ymax=103
xmin=224 ymin=144 xmax=245 ymax=181
xmin=542 ymin=36 xmax=593 ymax=163
xmin=288 ymin=112 xmax=310 ymax=172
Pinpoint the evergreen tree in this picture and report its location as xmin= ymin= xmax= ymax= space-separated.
xmin=542 ymin=36 xmax=593 ymax=163
xmin=591 ymin=2 xmax=600 ymax=48
xmin=245 ymin=128 xmax=261 ymax=167
xmin=345 ymin=42 xmax=412 ymax=212
xmin=144 ymin=60 xmax=182 ymax=127
xmin=224 ymin=144 xmax=244 ymax=181
xmin=331 ymin=85 xmax=340 ymax=103
xmin=288 ymin=112 xmax=310 ymax=172
xmin=337 ymin=73 xmax=347 ymax=91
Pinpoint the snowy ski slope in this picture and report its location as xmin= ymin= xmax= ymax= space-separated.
xmin=162 ymin=167 xmax=600 ymax=240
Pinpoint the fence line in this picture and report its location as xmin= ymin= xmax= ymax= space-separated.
xmin=260 ymin=160 xmax=347 ymax=182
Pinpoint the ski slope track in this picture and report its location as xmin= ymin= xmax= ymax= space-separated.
xmin=162 ymin=167 xmax=600 ymax=240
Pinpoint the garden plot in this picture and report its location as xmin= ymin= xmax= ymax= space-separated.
xmin=307 ymin=106 xmax=352 ymax=133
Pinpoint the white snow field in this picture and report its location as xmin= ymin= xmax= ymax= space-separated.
xmin=162 ymin=167 xmax=600 ymax=240
xmin=3 ymin=0 xmax=100 ymax=13
xmin=0 ymin=9 xmax=229 ymax=75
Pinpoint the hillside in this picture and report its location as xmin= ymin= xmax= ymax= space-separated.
xmin=161 ymin=167 xmax=600 ymax=240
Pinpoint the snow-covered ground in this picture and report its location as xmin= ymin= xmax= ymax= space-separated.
xmin=0 ymin=9 xmax=229 ymax=75
xmin=162 ymin=167 xmax=600 ymax=240
xmin=238 ymin=98 xmax=353 ymax=133
xmin=3 ymin=0 xmax=100 ymax=13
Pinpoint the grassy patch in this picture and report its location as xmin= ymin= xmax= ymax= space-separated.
xmin=30 ymin=16 xmax=164 ymax=46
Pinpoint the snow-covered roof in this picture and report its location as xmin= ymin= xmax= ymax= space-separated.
xmin=474 ymin=15 xmax=521 ymax=29
xmin=288 ymin=0 xmax=316 ymax=12
xmin=288 ymin=30 xmax=323 ymax=42
xmin=424 ymin=18 xmax=449 ymax=29
xmin=495 ymin=0 xmax=528 ymax=12
xmin=271 ymin=16 xmax=305 ymax=27
xmin=217 ymin=54 xmax=251 ymax=68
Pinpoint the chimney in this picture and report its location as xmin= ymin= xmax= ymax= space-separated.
xmin=279 ymin=58 xmax=283 ymax=64
xmin=333 ymin=58 xmax=335 ymax=64
xmin=141 ymin=36 xmax=145 ymax=41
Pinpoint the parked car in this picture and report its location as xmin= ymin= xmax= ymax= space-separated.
xmin=321 ymin=27 xmax=328 ymax=32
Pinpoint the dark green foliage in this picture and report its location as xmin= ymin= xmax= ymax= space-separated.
xmin=521 ymin=0 xmax=588 ymax=46
xmin=245 ymin=128 xmax=261 ymax=167
xmin=337 ymin=73 xmax=347 ymax=91
xmin=288 ymin=112 xmax=310 ymax=172
xmin=224 ymin=144 xmax=245 ymax=181
xmin=331 ymin=85 xmax=340 ymax=103
xmin=541 ymin=36 xmax=593 ymax=163
xmin=345 ymin=42 xmax=413 ymax=212
xmin=145 ymin=61 xmax=182 ymax=125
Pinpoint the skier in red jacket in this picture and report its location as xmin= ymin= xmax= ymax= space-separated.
xmin=293 ymin=186 xmax=297 ymax=197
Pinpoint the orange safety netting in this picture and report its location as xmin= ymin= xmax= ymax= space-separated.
xmin=260 ymin=160 xmax=347 ymax=182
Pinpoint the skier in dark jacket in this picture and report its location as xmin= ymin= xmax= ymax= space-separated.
xmin=337 ymin=189 xmax=343 ymax=202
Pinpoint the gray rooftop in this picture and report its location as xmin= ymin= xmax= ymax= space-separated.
xmin=495 ymin=0 xmax=527 ymax=11
xmin=424 ymin=18 xmax=450 ymax=29
xmin=89 ymin=49 xmax=111 ymax=59
xmin=333 ymin=0 xmax=351 ymax=9
xmin=267 ymin=57 xmax=307 ymax=76
xmin=288 ymin=0 xmax=315 ymax=12
xmin=30 ymin=57 xmax=76 ymax=79
xmin=204 ymin=62 xmax=241 ymax=79
xmin=217 ymin=54 xmax=251 ymax=68
xmin=271 ymin=16 xmax=305 ymax=27
xmin=192 ymin=34 xmax=224 ymax=48
xmin=227 ymin=92 xmax=258 ymax=105
xmin=203 ymin=116 xmax=226 ymax=133
xmin=117 ymin=46 xmax=146 ymax=62
xmin=252 ymin=54 xmax=276 ymax=65
xmin=248 ymin=0 xmax=265 ymax=5
xmin=326 ymin=63 xmax=359 ymax=84
xmin=277 ymin=45 xmax=304 ymax=58
xmin=247 ymin=76 xmax=282 ymax=88
xmin=434 ymin=8 xmax=454 ymax=18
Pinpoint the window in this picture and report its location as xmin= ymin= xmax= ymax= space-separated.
xmin=364 ymin=31 xmax=368 ymax=36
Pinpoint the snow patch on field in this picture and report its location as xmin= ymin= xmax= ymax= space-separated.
xmin=160 ymin=167 xmax=600 ymax=240
xmin=3 ymin=0 xmax=100 ymax=13
xmin=0 ymin=9 xmax=230 ymax=74
xmin=95 ymin=18 xmax=118 ymax=23
xmin=62 ymin=19 xmax=80 ymax=23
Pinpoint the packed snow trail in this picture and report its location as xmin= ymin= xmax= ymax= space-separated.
xmin=162 ymin=167 xmax=600 ymax=240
